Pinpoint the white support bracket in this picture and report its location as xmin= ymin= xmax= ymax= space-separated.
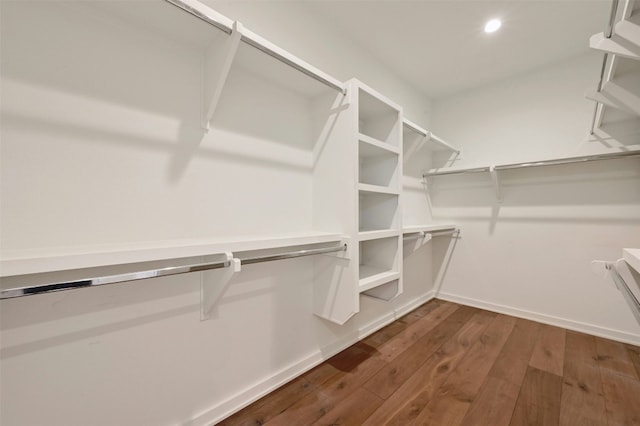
xmin=202 ymin=21 xmax=242 ymax=131
xmin=489 ymin=165 xmax=502 ymax=203
xmin=201 ymin=252 xmax=241 ymax=320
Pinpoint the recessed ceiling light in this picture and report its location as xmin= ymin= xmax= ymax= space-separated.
xmin=484 ymin=18 xmax=502 ymax=33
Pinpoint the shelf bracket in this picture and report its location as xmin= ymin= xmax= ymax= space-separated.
xmin=202 ymin=21 xmax=242 ymax=131
xmin=490 ymin=165 xmax=502 ymax=203
xmin=201 ymin=252 xmax=241 ymax=320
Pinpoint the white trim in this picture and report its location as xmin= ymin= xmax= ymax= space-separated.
xmin=437 ymin=291 xmax=640 ymax=346
xmin=190 ymin=291 xmax=436 ymax=426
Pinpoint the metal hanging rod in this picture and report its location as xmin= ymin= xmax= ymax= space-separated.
xmin=590 ymin=0 xmax=620 ymax=135
xmin=0 ymin=243 xmax=347 ymax=300
xmin=0 ymin=259 xmax=231 ymax=300
xmin=403 ymin=229 xmax=458 ymax=241
xmin=423 ymin=150 xmax=640 ymax=178
xmin=239 ymin=244 xmax=347 ymax=265
xmin=164 ymin=0 xmax=346 ymax=95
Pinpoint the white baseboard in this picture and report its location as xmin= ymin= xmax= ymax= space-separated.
xmin=437 ymin=291 xmax=640 ymax=346
xmin=189 ymin=290 xmax=436 ymax=426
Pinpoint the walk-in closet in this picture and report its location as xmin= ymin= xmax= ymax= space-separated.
xmin=1 ymin=0 xmax=639 ymax=424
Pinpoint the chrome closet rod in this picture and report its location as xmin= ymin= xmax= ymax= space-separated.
xmin=590 ymin=0 xmax=620 ymax=135
xmin=239 ymin=244 xmax=347 ymax=265
xmin=403 ymin=229 xmax=458 ymax=241
xmin=0 ymin=244 xmax=348 ymax=300
xmin=422 ymin=150 xmax=640 ymax=178
xmin=0 ymin=259 xmax=231 ymax=300
xmin=165 ymin=0 xmax=233 ymax=34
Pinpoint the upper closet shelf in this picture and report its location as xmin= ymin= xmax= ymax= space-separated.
xmin=0 ymin=232 xmax=347 ymax=277
xmin=403 ymin=119 xmax=460 ymax=154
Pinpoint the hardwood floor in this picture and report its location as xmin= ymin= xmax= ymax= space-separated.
xmin=219 ymin=299 xmax=640 ymax=426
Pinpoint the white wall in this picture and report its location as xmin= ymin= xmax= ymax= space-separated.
xmin=0 ymin=2 xmax=437 ymax=425
xmin=430 ymin=52 xmax=640 ymax=344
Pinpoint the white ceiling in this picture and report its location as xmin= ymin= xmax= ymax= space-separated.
xmin=305 ymin=1 xmax=612 ymax=99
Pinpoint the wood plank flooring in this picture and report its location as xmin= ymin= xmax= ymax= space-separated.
xmin=219 ymin=299 xmax=640 ymax=426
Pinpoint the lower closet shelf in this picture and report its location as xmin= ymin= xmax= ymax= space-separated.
xmin=359 ymin=266 xmax=400 ymax=292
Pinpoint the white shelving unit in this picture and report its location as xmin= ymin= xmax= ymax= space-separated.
xmin=352 ymin=80 xmax=403 ymax=301
xmin=587 ymin=0 xmax=640 ymax=140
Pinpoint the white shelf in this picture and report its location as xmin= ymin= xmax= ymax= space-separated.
xmin=403 ymin=224 xmax=458 ymax=234
xmin=0 ymin=232 xmax=346 ymax=277
xmin=357 ymin=183 xmax=400 ymax=195
xmin=624 ymin=248 xmax=640 ymax=275
xmin=359 ymin=230 xmax=401 ymax=241
xmin=358 ymin=266 xmax=399 ymax=292
xmin=359 ymin=134 xmax=401 ymax=155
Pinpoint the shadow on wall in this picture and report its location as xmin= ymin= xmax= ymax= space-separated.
xmin=2 ymin=0 xmax=342 ymax=183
